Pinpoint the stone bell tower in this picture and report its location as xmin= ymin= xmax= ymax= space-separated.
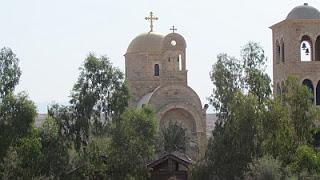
xmin=271 ymin=3 xmax=320 ymax=104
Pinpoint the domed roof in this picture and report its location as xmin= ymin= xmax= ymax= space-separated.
xmin=126 ymin=32 xmax=164 ymax=53
xmin=287 ymin=3 xmax=320 ymax=20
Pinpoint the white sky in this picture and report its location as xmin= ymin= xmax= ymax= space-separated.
xmin=1 ymin=0 xmax=318 ymax=113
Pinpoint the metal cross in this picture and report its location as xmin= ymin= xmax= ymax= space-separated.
xmin=170 ymin=25 xmax=177 ymax=33
xmin=145 ymin=12 xmax=158 ymax=32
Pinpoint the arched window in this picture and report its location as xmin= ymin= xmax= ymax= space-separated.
xmin=301 ymin=35 xmax=313 ymax=61
xmin=276 ymin=40 xmax=280 ymax=64
xmin=303 ymin=79 xmax=314 ymax=102
xmin=178 ymin=54 xmax=182 ymax=71
xmin=315 ymin=36 xmax=320 ymax=61
xmin=154 ymin=64 xmax=160 ymax=76
xmin=316 ymin=81 xmax=320 ymax=105
xmin=281 ymin=40 xmax=285 ymax=62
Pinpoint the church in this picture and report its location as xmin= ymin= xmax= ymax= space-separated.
xmin=124 ymin=12 xmax=208 ymax=157
xmin=272 ymin=3 xmax=320 ymax=102
xmin=123 ymin=3 xmax=320 ymax=159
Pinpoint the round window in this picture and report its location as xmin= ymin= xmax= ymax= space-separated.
xmin=171 ymin=40 xmax=177 ymax=46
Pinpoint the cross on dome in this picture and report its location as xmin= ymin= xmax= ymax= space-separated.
xmin=170 ymin=25 xmax=177 ymax=33
xmin=145 ymin=12 xmax=158 ymax=32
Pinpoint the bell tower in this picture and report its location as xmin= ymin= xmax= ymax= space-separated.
xmin=271 ymin=3 xmax=320 ymax=104
xmin=160 ymin=29 xmax=187 ymax=85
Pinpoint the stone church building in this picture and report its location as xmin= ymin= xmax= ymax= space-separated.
xmin=272 ymin=3 xmax=320 ymax=103
xmin=124 ymin=12 xmax=208 ymax=157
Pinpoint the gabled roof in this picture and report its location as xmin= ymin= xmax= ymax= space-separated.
xmin=147 ymin=151 xmax=193 ymax=169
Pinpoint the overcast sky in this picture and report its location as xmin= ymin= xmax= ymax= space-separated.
xmin=1 ymin=0 xmax=318 ymax=113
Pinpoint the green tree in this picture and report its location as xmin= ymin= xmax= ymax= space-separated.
xmin=1 ymin=129 xmax=43 ymax=179
xmin=106 ymin=107 xmax=157 ymax=180
xmin=209 ymin=53 xmax=242 ymax=120
xmin=290 ymin=145 xmax=320 ymax=176
xmin=241 ymin=42 xmax=271 ymax=103
xmin=261 ymin=97 xmax=296 ymax=164
xmin=49 ymin=53 xmax=130 ymax=151
xmin=157 ymin=121 xmax=187 ymax=154
xmin=204 ymin=42 xmax=270 ymax=178
xmin=0 ymin=47 xmax=21 ymax=98
xmin=206 ymin=93 xmax=261 ymax=179
xmin=245 ymin=155 xmax=282 ymax=180
xmin=0 ymin=92 xmax=37 ymax=161
xmin=282 ymin=76 xmax=319 ymax=144
xmin=39 ymin=116 xmax=70 ymax=178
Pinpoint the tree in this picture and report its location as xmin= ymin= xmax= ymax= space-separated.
xmin=1 ymin=129 xmax=43 ymax=179
xmin=206 ymin=93 xmax=261 ymax=179
xmin=106 ymin=107 xmax=157 ymax=180
xmin=261 ymin=97 xmax=296 ymax=164
xmin=157 ymin=121 xmax=187 ymax=154
xmin=209 ymin=53 xmax=242 ymax=120
xmin=241 ymin=42 xmax=271 ymax=103
xmin=290 ymin=145 xmax=320 ymax=176
xmin=0 ymin=47 xmax=39 ymax=178
xmin=49 ymin=53 xmax=130 ymax=151
xmin=282 ymin=76 xmax=319 ymax=144
xmin=0 ymin=47 xmax=21 ymax=98
xmin=39 ymin=116 xmax=70 ymax=178
xmin=245 ymin=155 xmax=282 ymax=180
xmin=0 ymin=92 xmax=37 ymax=161
xmin=198 ymin=42 xmax=272 ymax=179
xmin=196 ymin=41 xmax=320 ymax=179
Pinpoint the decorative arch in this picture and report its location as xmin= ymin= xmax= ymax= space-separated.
xmin=157 ymin=103 xmax=203 ymax=133
xmin=154 ymin=64 xmax=160 ymax=76
xmin=302 ymin=79 xmax=314 ymax=102
xmin=275 ymin=40 xmax=280 ymax=64
xmin=160 ymin=108 xmax=196 ymax=132
xmin=301 ymin=35 xmax=313 ymax=61
xmin=316 ymin=81 xmax=320 ymax=105
xmin=315 ymin=36 xmax=320 ymax=61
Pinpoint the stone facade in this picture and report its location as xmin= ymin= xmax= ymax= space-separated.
xmin=271 ymin=3 xmax=320 ymax=105
xmin=124 ymin=28 xmax=207 ymax=158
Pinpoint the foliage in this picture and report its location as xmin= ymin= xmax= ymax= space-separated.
xmin=0 ymin=92 xmax=37 ymax=161
xmin=245 ymin=155 xmax=282 ymax=180
xmin=1 ymin=129 xmax=43 ymax=179
xmin=0 ymin=47 xmax=21 ymax=98
xmin=49 ymin=53 xmax=130 ymax=151
xmin=290 ymin=145 xmax=320 ymax=175
xmin=241 ymin=42 xmax=271 ymax=103
xmin=106 ymin=107 xmax=157 ymax=180
xmin=209 ymin=53 xmax=242 ymax=119
xmin=261 ymin=98 xmax=296 ymax=164
xmin=204 ymin=42 xmax=270 ymax=178
xmin=65 ymin=137 xmax=110 ymax=179
xmin=206 ymin=93 xmax=261 ymax=179
xmin=39 ymin=116 xmax=70 ymax=178
xmin=282 ymin=76 xmax=319 ymax=144
xmin=195 ymin=42 xmax=319 ymax=179
xmin=157 ymin=121 xmax=187 ymax=154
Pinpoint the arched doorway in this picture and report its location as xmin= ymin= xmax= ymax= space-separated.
xmin=160 ymin=108 xmax=198 ymax=158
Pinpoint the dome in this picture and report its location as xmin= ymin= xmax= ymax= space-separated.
xmin=126 ymin=32 xmax=164 ymax=53
xmin=287 ymin=3 xmax=320 ymax=20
